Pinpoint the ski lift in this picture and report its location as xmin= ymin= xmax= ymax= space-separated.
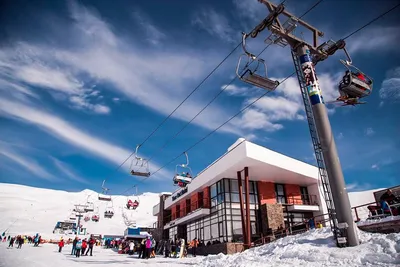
xmin=91 ymin=215 xmax=99 ymax=222
xmin=126 ymin=186 xmax=140 ymax=210
xmin=236 ymin=32 xmax=279 ymax=91
xmin=84 ymin=216 xmax=90 ymax=222
xmin=173 ymin=152 xmax=193 ymax=188
xmin=69 ymin=213 xmax=77 ymax=221
xmin=104 ymin=200 xmax=114 ymax=218
xmin=130 ymin=145 xmax=150 ymax=177
xmin=334 ymin=46 xmax=373 ymax=106
xmin=98 ymin=180 xmax=112 ymax=201
xmin=84 ymin=196 xmax=95 ymax=212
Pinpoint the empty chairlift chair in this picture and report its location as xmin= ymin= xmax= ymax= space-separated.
xmin=236 ymin=32 xmax=279 ymax=91
xmin=98 ymin=180 xmax=112 ymax=201
xmin=130 ymin=145 xmax=150 ymax=177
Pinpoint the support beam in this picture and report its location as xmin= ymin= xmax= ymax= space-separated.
xmin=244 ymin=167 xmax=251 ymax=248
xmin=296 ymin=45 xmax=359 ymax=246
xmin=237 ymin=171 xmax=247 ymax=246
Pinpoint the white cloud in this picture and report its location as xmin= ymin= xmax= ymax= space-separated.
xmin=0 ymin=148 xmax=56 ymax=181
xmin=379 ymin=66 xmax=400 ymax=102
xmin=371 ymin=164 xmax=379 ymax=170
xmin=346 ymin=182 xmax=373 ymax=192
xmin=192 ymin=8 xmax=237 ymax=44
xmin=224 ymin=84 xmax=260 ymax=97
xmin=132 ymin=10 xmax=166 ymax=45
xmin=347 ymin=26 xmax=400 ymax=54
xmin=69 ymin=95 xmax=110 ymax=114
xmin=364 ymin=127 xmax=375 ymax=136
xmin=112 ymin=97 xmax=120 ymax=103
xmin=337 ymin=132 xmax=344 ymax=140
xmin=52 ymin=158 xmax=89 ymax=184
xmin=0 ymin=98 xmax=169 ymax=179
xmin=233 ymin=108 xmax=284 ymax=132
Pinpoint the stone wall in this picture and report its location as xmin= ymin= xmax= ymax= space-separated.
xmin=260 ymin=203 xmax=284 ymax=233
xmin=195 ymin=242 xmax=244 ymax=255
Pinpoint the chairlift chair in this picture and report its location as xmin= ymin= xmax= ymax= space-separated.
xmin=130 ymin=145 xmax=151 ymax=177
xmin=104 ymin=200 xmax=115 ymax=218
xmin=173 ymin=152 xmax=193 ymax=188
xmin=336 ymin=47 xmax=373 ymax=104
xmin=84 ymin=196 xmax=95 ymax=212
xmin=84 ymin=216 xmax=90 ymax=222
xmin=98 ymin=180 xmax=112 ymax=201
xmin=91 ymin=215 xmax=99 ymax=222
xmin=236 ymin=32 xmax=279 ymax=91
xmin=126 ymin=186 xmax=140 ymax=210
xmin=69 ymin=213 xmax=77 ymax=221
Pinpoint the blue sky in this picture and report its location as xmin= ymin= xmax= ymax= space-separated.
xmin=0 ymin=0 xmax=399 ymax=195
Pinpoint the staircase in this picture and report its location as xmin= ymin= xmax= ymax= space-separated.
xmin=291 ymin=50 xmax=338 ymax=233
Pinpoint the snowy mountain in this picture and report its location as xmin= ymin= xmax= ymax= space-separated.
xmin=0 ymin=183 xmax=382 ymax=239
xmin=0 ymin=183 xmax=161 ymax=238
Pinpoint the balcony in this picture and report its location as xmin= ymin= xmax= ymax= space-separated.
xmin=286 ymin=194 xmax=320 ymax=212
xmin=153 ymin=203 xmax=160 ymax=216
xmin=163 ymin=198 xmax=210 ymax=228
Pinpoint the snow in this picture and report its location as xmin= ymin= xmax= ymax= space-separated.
xmin=0 ymin=242 xmax=201 ymax=267
xmin=198 ymin=228 xmax=400 ymax=267
xmin=0 ymin=183 xmax=160 ymax=238
xmin=1 ymin=183 xmax=398 ymax=267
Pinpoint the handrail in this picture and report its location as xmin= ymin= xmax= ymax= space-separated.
xmin=286 ymin=193 xmax=318 ymax=205
xmin=161 ymin=197 xmax=210 ymax=225
xmin=252 ymin=212 xmax=330 ymax=247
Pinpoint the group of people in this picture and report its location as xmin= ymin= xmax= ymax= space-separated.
xmin=126 ymin=199 xmax=139 ymax=210
xmin=162 ymin=237 xmax=200 ymax=258
xmin=3 ymin=233 xmax=41 ymax=248
xmin=173 ymin=172 xmax=192 ymax=187
xmin=64 ymin=236 xmax=95 ymax=257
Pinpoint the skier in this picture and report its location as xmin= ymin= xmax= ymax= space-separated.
xmin=75 ymin=239 xmax=82 ymax=257
xmin=8 ymin=236 xmax=14 ymax=248
xmin=129 ymin=241 xmax=135 ymax=255
xmin=17 ymin=236 xmax=23 ymax=249
xmin=71 ymin=237 xmax=78 ymax=255
xmin=85 ymin=236 xmax=95 ymax=256
xmin=58 ymin=238 xmax=64 ymax=252
xmin=145 ymin=236 xmax=152 ymax=259
xmin=190 ymin=237 xmax=199 ymax=257
xmin=81 ymin=239 xmax=87 ymax=256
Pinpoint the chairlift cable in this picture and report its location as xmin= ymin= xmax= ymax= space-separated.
xmin=341 ymin=2 xmax=400 ymax=40
xmin=145 ymin=43 xmax=273 ymax=164
xmin=96 ymin=0 xmax=394 ymax=200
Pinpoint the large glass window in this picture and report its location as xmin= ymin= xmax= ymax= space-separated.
xmin=275 ymin=184 xmax=286 ymax=204
xmin=300 ymin=186 xmax=310 ymax=205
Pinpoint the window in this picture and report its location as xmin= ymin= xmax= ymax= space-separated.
xmin=218 ymin=221 xmax=224 ymax=237
xmin=275 ymin=184 xmax=286 ymax=204
xmin=211 ymin=184 xmax=217 ymax=199
xmin=300 ymin=186 xmax=310 ymax=205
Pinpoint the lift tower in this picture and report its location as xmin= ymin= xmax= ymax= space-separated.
xmin=250 ymin=0 xmax=359 ymax=247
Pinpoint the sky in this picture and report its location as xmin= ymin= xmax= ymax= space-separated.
xmin=0 ymin=0 xmax=399 ymax=195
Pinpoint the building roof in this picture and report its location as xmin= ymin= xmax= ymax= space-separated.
xmin=163 ymin=138 xmax=319 ymax=209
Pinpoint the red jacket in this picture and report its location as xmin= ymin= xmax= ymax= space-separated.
xmin=82 ymin=241 xmax=87 ymax=249
xmin=59 ymin=240 xmax=64 ymax=247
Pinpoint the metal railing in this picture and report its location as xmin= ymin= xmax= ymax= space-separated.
xmin=286 ymin=194 xmax=318 ymax=205
xmin=158 ymin=198 xmax=210 ymax=226
xmin=252 ymin=213 xmax=330 ymax=247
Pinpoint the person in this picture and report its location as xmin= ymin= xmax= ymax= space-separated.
xmin=133 ymin=200 xmax=139 ymax=209
xmin=75 ymin=239 xmax=82 ymax=257
xmin=85 ymin=237 xmax=95 ymax=256
xmin=317 ymin=222 xmax=323 ymax=229
xmin=308 ymin=218 xmax=315 ymax=229
xmin=58 ymin=238 xmax=64 ymax=252
xmin=150 ymin=237 xmax=156 ymax=258
xmin=71 ymin=237 xmax=78 ymax=255
xmin=138 ymin=238 xmax=146 ymax=259
xmin=190 ymin=237 xmax=199 ymax=257
xmin=129 ymin=241 xmax=134 ymax=255
xmin=165 ymin=239 xmax=171 ymax=258
xmin=81 ymin=239 xmax=87 ymax=256
xmin=145 ymin=236 xmax=152 ymax=259
xmin=127 ymin=199 xmax=133 ymax=209
xmin=380 ymin=189 xmax=400 ymax=206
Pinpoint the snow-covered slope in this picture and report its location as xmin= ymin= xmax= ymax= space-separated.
xmin=0 ymin=183 xmax=160 ymax=238
xmin=199 ymin=227 xmax=400 ymax=267
xmin=0 ymin=183 xmax=384 ymax=238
